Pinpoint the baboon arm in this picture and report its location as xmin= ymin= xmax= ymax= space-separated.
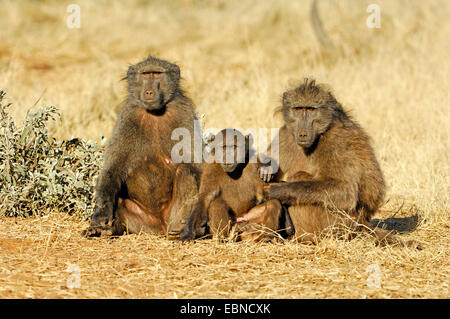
xmin=92 ymin=161 xmax=127 ymax=225
xmin=287 ymin=171 xmax=314 ymax=182
xmin=179 ymin=165 xmax=222 ymax=240
xmin=266 ymin=179 xmax=358 ymax=212
xmin=178 ymin=199 xmax=206 ymax=241
xmin=98 ymin=141 xmax=130 ymax=196
xmin=92 ymin=132 xmax=136 ymax=226
xmin=178 ymin=189 xmax=220 ymax=241
xmin=96 ymin=157 xmax=127 ymax=200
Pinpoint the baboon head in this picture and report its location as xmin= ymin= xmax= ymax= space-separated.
xmin=281 ymin=78 xmax=344 ymax=149
xmin=126 ymin=56 xmax=181 ymax=111
xmin=210 ymin=129 xmax=251 ymax=173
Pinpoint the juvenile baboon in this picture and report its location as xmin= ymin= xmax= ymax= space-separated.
xmin=179 ymin=129 xmax=290 ymax=242
xmin=247 ymin=79 xmax=417 ymax=247
xmin=83 ymin=56 xmax=202 ymax=239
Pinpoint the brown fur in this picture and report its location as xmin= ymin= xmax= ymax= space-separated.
xmin=82 ymin=56 xmax=202 ymax=239
xmin=261 ymin=79 xmax=418 ymax=248
xmin=178 ymin=129 xmax=286 ymax=242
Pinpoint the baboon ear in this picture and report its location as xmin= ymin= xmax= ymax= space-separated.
xmin=127 ymin=65 xmax=136 ymax=74
xmin=125 ymin=65 xmax=137 ymax=81
xmin=170 ymin=64 xmax=181 ymax=81
xmin=173 ymin=64 xmax=180 ymax=75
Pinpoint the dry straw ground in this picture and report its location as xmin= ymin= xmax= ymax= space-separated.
xmin=0 ymin=0 xmax=448 ymax=298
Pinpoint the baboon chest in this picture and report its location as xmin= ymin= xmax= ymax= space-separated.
xmin=277 ymin=126 xmax=321 ymax=181
xmin=126 ymin=154 xmax=175 ymax=213
xmin=221 ymin=165 xmax=263 ymax=216
xmin=280 ymin=145 xmax=319 ymax=182
xmin=124 ymin=109 xmax=181 ymax=212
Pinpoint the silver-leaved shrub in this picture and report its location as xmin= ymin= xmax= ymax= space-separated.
xmin=0 ymin=90 xmax=103 ymax=219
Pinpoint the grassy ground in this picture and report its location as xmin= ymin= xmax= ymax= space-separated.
xmin=0 ymin=0 xmax=448 ymax=298
xmin=0 ymin=213 xmax=447 ymax=298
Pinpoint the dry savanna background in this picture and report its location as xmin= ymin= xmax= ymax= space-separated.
xmin=0 ymin=0 xmax=449 ymax=299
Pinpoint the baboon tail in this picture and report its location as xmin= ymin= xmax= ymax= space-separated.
xmin=279 ymin=205 xmax=295 ymax=238
xmin=362 ymin=220 xmax=421 ymax=249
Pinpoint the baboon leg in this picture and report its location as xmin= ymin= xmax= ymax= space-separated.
xmin=288 ymin=205 xmax=421 ymax=248
xmin=288 ymin=205 xmax=344 ymax=244
xmin=166 ymin=164 xmax=199 ymax=238
xmin=115 ymin=198 xmax=165 ymax=235
xmin=236 ymin=200 xmax=282 ymax=241
xmin=208 ymin=199 xmax=232 ymax=240
xmin=292 ymin=231 xmax=319 ymax=245
xmin=292 ymin=205 xmax=420 ymax=248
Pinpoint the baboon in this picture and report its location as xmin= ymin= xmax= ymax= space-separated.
xmin=83 ymin=56 xmax=202 ymax=239
xmin=178 ymin=129 xmax=290 ymax=242
xmin=249 ymin=79 xmax=417 ymax=247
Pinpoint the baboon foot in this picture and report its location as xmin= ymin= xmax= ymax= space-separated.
xmin=82 ymin=225 xmax=114 ymax=238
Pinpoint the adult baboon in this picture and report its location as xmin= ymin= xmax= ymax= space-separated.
xmin=251 ymin=79 xmax=416 ymax=247
xmin=83 ymin=56 xmax=202 ymax=239
xmin=179 ymin=129 xmax=291 ymax=242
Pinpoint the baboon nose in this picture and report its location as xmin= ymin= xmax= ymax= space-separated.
xmin=299 ymin=130 xmax=308 ymax=138
xmin=144 ymin=90 xmax=155 ymax=99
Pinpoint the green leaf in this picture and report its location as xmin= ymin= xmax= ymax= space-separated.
xmin=20 ymin=125 xmax=33 ymax=143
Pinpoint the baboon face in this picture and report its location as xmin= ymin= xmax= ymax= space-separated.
xmin=282 ymin=79 xmax=338 ymax=148
xmin=134 ymin=70 xmax=167 ymax=110
xmin=127 ymin=56 xmax=180 ymax=111
xmin=211 ymin=129 xmax=249 ymax=173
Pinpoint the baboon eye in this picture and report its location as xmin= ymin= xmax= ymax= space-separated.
xmin=293 ymin=106 xmax=316 ymax=112
xmin=141 ymin=71 xmax=164 ymax=77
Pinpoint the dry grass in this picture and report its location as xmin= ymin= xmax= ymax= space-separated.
xmin=0 ymin=213 xmax=447 ymax=299
xmin=0 ymin=0 xmax=448 ymax=298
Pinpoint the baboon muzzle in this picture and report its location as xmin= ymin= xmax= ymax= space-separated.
xmin=141 ymin=81 xmax=163 ymax=110
xmin=295 ymin=116 xmax=316 ymax=147
xmin=144 ymin=89 xmax=155 ymax=99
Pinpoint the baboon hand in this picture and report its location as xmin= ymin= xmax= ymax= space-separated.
xmin=263 ymin=183 xmax=296 ymax=204
xmin=91 ymin=205 xmax=114 ymax=226
xmin=82 ymin=206 xmax=114 ymax=237
xmin=259 ymin=165 xmax=275 ymax=183
xmin=175 ymin=232 xmax=195 ymax=242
